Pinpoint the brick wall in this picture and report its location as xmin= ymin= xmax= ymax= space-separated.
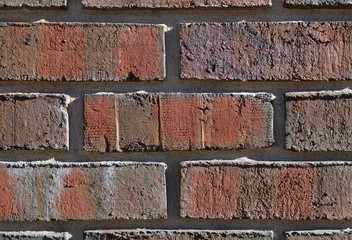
xmin=0 ymin=0 xmax=352 ymax=239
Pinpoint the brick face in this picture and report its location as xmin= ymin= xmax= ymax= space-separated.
xmin=286 ymin=89 xmax=352 ymax=151
xmin=0 ymin=0 xmax=66 ymax=8
xmin=0 ymin=94 xmax=69 ymax=150
xmin=84 ymin=230 xmax=274 ymax=240
xmin=84 ymin=93 xmax=274 ymax=152
xmin=180 ymin=22 xmax=352 ymax=81
xmin=284 ymin=0 xmax=352 ymax=7
xmin=0 ymin=23 xmax=165 ymax=81
xmin=0 ymin=232 xmax=72 ymax=240
xmin=285 ymin=229 xmax=352 ymax=240
xmin=0 ymin=161 xmax=167 ymax=221
xmin=180 ymin=159 xmax=352 ymax=220
xmin=82 ymin=0 xmax=271 ymax=9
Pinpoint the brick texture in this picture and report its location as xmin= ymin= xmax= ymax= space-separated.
xmin=284 ymin=0 xmax=352 ymax=8
xmin=0 ymin=94 xmax=69 ymax=150
xmin=285 ymin=229 xmax=352 ymax=240
xmin=0 ymin=0 xmax=66 ymax=8
xmin=84 ymin=230 xmax=274 ymax=240
xmin=0 ymin=232 xmax=72 ymax=240
xmin=82 ymin=0 xmax=271 ymax=8
xmin=0 ymin=23 xmax=165 ymax=81
xmin=180 ymin=22 xmax=352 ymax=81
xmin=180 ymin=159 xmax=352 ymax=220
xmin=286 ymin=89 xmax=352 ymax=151
xmin=0 ymin=161 xmax=166 ymax=221
xmin=83 ymin=92 xmax=274 ymax=152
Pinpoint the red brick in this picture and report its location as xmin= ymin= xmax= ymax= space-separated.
xmin=180 ymin=160 xmax=352 ymax=219
xmin=286 ymin=89 xmax=352 ymax=151
xmin=0 ymin=94 xmax=69 ymax=150
xmin=180 ymin=22 xmax=352 ymax=81
xmin=82 ymin=0 xmax=271 ymax=8
xmin=84 ymin=230 xmax=274 ymax=240
xmin=0 ymin=232 xmax=72 ymax=240
xmin=285 ymin=229 xmax=352 ymax=240
xmin=0 ymin=23 xmax=165 ymax=81
xmin=84 ymin=93 xmax=274 ymax=152
xmin=0 ymin=0 xmax=66 ymax=8
xmin=0 ymin=161 xmax=167 ymax=221
xmin=284 ymin=0 xmax=352 ymax=8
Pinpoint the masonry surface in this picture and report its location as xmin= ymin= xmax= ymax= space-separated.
xmin=1 ymin=0 xmax=352 ymax=240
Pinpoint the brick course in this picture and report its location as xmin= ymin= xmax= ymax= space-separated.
xmin=0 ymin=0 xmax=66 ymax=8
xmin=285 ymin=229 xmax=352 ymax=239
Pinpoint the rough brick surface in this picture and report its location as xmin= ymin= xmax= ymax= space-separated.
xmin=0 ymin=232 xmax=72 ymax=240
xmin=180 ymin=22 xmax=352 ymax=81
xmin=286 ymin=89 xmax=352 ymax=151
xmin=180 ymin=159 xmax=352 ymax=219
xmin=284 ymin=0 xmax=352 ymax=8
xmin=285 ymin=229 xmax=352 ymax=240
xmin=82 ymin=0 xmax=271 ymax=8
xmin=0 ymin=0 xmax=66 ymax=8
xmin=0 ymin=94 xmax=69 ymax=150
xmin=84 ymin=230 xmax=274 ymax=240
xmin=0 ymin=161 xmax=166 ymax=221
xmin=0 ymin=23 xmax=165 ymax=81
xmin=84 ymin=93 xmax=274 ymax=152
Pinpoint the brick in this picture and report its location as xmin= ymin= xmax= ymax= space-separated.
xmin=84 ymin=230 xmax=274 ymax=240
xmin=0 ymin=232 xmax=72 ymax=240
xmin=285 ymin=229 xmax=352 ymax=240
xmin=84 ymin=93 xmax=274 ymax=152
xmin=0 ymin=94 xmax=69 ymax=150
xmin=180 ymin=159 xmax=352 ymax=219
xmin=0 ymin=0 xmax=66 ymax=8
xmin=0 ymin=23 xmax=165 ymax=81
xmin=180 ymin=22 xmax=352 ymax=81
xmin=284 ymin=0 xmax=352 ymax=8
xmin=286 ymin=89 xmax=352 ymax=151
xmin=0 ymin=161 xmax=167 ymax=221
xmin=82 ymin=0 xmax=271 ymax=9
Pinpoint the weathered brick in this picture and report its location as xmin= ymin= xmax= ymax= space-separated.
xmin=0 ymin=231 xmax=72 ymax=240
xmin=286 ymin=89 xmax=352 ymax=151
xmin=0 ymin=0 xmax=66 ymax=8
xmin=0 ymin=161 xmax=166 ymax=221
xmin=84 ymin=93 xmax=274 ymax=152
xmin=0 ymin=94 xmax=69 ymax=150
xmin=84 ymin=230 xmax=274 ymax=240
xmin=285 ymin=229 xmax=352 ymax=240
xmin=0 ymin=23 xmax=165 ymax=81
xmin=180 ymin=22 xmax=352 ymax=81
xmin=284 ymin=0 xmax=352 ymax=8
xmin=180 ymin=159 xmax=352 ymax=219
xmin=82 ymin=0 xmax=271 ymax=9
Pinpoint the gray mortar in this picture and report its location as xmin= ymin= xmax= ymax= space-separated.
xmin=0 ymin=0 xmax=352 ymax=239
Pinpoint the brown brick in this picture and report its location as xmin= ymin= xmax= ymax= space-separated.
xmin=84 ymin=93 xmax=274 ymax=152
xmin=180 ymin=159 xmax=352 ymax=219
xmin=82 ymin=0 xmax=271 ymax=9
xmin=180 ymin=22 xmax=352 ymax=81
xmin=284 ymin=0 xmax=352 ymax=8
xmin=0 ymin=232 xmax=72 ymax=240
xmin=0 ymin=0 xmax=66 ymax=8
xmin=0 ymin=161 xmax=167 ymax=221
xmin=285 ymin=229 xmax=352 ymax=240
xmin=84 ymin=230 xmax=274 ymax=240
xmin=0 ymin=23 xmax=165 ymax=81
xmin=286 ymin=89 xmax=352 ymax=151
xmin=0 ymin=94 xmax=69 ymax=150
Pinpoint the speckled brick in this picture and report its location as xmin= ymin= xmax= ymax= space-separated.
xmin=285 ymin=229 xmax=352 ymax=239
xmin=0 ymin=0 xmax=66 ymax=8
xmin=84 ymin=230 xmax=274 ymax=240
xmin=0 ymin=231 xmax=72 ymax=240
xmin=0 ymin=93 xmax=69 ymax=150
xmin=82 ymin=0 xmax=271 ymax=9
xmin=0 ymin=161 xmax=167 ymax=221
xmin=284 ymin=0 xmax=352 ymax=8
xmin=286 ymin=89 xmax=352 ymax=151
xmin=180 ymin=22 xmax=352 ymax=81
xmin=0 ymin=23 xmax=165 ymax=81
xmin=84 ymin=93 xmax=274 ymax=152
xmin=180 ymin=159 xmax=352 ymax=220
